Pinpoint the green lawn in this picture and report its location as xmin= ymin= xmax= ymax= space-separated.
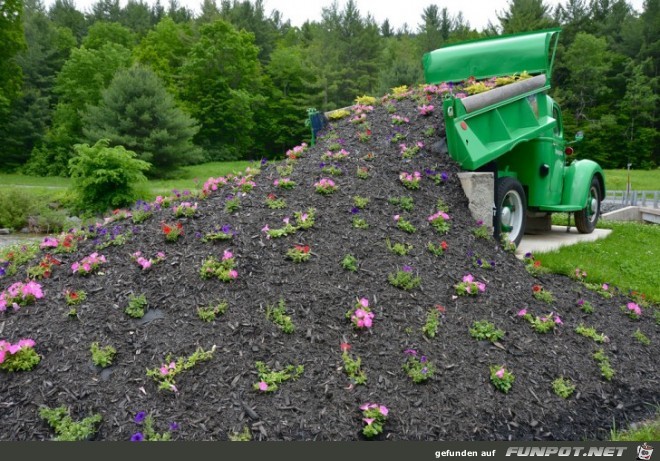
xmin=0 ymin=161 xmax=255 ymax=197
xmin=536 ymin=222 xmax=660 ymax=303
xmin=603 ymin=169 xmax=660 ymax=191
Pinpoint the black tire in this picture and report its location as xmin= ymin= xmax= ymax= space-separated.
xmin=496 ymin=177 xmax=527 ymax=247
xmin=575 ymin=176 xmax=601 ymax=234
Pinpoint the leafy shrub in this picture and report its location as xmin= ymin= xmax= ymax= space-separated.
xmin=68 ymin=139 xmax=150 ymax=213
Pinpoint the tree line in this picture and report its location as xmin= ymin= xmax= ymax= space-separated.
xmin=0 ymin=0 xmax=657 ymax=178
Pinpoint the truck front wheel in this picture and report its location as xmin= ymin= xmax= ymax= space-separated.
xmin=496 ymin=177 xmax=527 ymax=247
xmin=574 ymin=177 xmax=601 ymax=234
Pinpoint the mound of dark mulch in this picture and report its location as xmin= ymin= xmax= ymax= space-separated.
xmin=0 ymin=88 xmax=657 ymax=441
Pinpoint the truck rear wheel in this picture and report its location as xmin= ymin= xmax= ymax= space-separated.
xmin=575 ymin=177 xmax=601 ymax=234
xmin=496 ymin=177 xmax=526 ymax=247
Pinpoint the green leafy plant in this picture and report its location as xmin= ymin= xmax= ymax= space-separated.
xmin=328 ymin=109 xmax=350 ymax=120
xmin=125 ymin=293 xmax=148 ymax=319
xmin=229 ymin=427 xmax=252 ymax=441
xmin=360 ymin=403 xmax=389 ymax=438
xmin=90 ymin=342 xmax=116 ymax=367
xmin=575 ymin=324 xmax=608 ymax=343
xmin=322 ymin=164 xmax=343 ymax=176
xmin=584 ymin=282 xmax=613 ymax=298
xmin=130 ymin=411 xmax=175 ymax=441
xmin=402 ymin=350 xmax=435 ymax=383
xmin=0 ymin=243 xmax=39 ymax=277
xmin=68 ymin=139 xmax=150 ymax=213
xmin=388 ymin=266 xmax=421 ymax=290
xmin=472 ymin=224 xmax=491 ymax=239
xmin=200 ymin=250 xmax=238 ymax=281
xmin=423 ymin=126 xmax=435 ymax=137
xmin=395 ymin=216 xmax=417 ymax=233
xmin=266 ymin=298 xmax=295 ymax=334
xmin=265 ymin=193 xmax=286 ymax=209
xmin=593 ymin=349 xmax=615 ymax=381
xmin=224 ymin=196 xmax=241 ymax=213
xmin=518 ymin=309 xmax=560 ymax=333
xmin=356 ymin=166 xmax=369 ymax=179
xmin=577 ymin=299 xmax=594 ymax=314
xmin=469 ymin=320 xmax=505 ymax=343
xmin=294 ymin=208 xmax=316 ymax=230
xmin=341 ymin=344 xmax=366 ymax=385
xmin=64 ymin=289 xmax=86 ymax=306
xmin=388 ymin=196 xmax=414 ymax=211
xmin=427 ymin=241 xmax=448 ymax=256
xmin=532 ymin=285 xmax=555 ymax=303
xmin=197 ymin=301 xmax=228 ymax=322
xmin=39 ymin=406 xmax=102 ymax=441
xmin=0 ymin=339 xmax=40 ymax=372
xmin=386 ymin=238 xmax=412 ymax=256
xmin=489 ymin=365 xmax=515 ymax=393
xmin=286 ymin=244 xmax=311 ymax=263
xmin=353 ymin=196 xmax=370 ymax=209
xmin=552 ymin=377 xmax=576 ymax=399
xmin=633 ymin=329 xmax=650 ymax=346
xmin=266 ymin=220 xmax=297 ymax=239
xmin=146 ymin=346 xmax=216 ymax=392
xmin=276 ymin=163 xmax=294 ymax=177
xmin=341 ymin=254 xmax=358 ymax=271
xmin=253 ymin=361 xmax=304 ymax=392
xmin=352 ymin=217 xmax=369 ymax=229
xmin=422 ymin=306 xmax=443 ymax=338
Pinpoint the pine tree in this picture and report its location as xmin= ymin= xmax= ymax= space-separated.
xmin=82 ymin=65 xmax=202 ymax=177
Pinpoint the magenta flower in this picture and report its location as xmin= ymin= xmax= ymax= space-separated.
xmin=495 ymin=368 xmax=505 ymax=379
xmin=517 ymin=309 xmax=527 ymax=317
xmin=222 ymin=250 xmax=233 ymax=260
xmin=228 ymin=270 xmax=238 ymax=279
xmin=627 ymin=302 xmax=642 ymax=316
xmin=379 ymin=405 xmax=389 ymax=416
xmin=359 ymin=298 xmax=369 ymax=308
xmin=363 ymin=418 xmax=375 ymax=425
xmin=258 ymin=381 xmax=268 ymax=391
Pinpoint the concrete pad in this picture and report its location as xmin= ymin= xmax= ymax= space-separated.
xmin=515 ymin=226 xmax=612 ymax=259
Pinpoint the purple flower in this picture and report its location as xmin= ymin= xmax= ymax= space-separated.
xmin=221 ymin=224 xmax=232 ymax=234
xmin=524 ymin=252 xmax=533 ymax=258
xmin=130 ymin=432 xmax=144 ymax=442
xmin=425 ymin=169 xmax=436 ymax=176
xmin=421 ymin=367 xmax=428 ymax=374
xmin=134 ymin=411 xmax=146 ymax=424
xmin=261 ymin=158 xmax=268 ymax=166
xmin=169 ymin=422 xmax=179 ymax=431
xmin=319 ymin=162 xmax=326 ymax=168
xmin=440 ymin=172 xmax=449 ymax=181
xmin=350 ymin=207 xmax=360 ymax=214
xmin=402 ymin=265 xmax=412 ymax=273
xmin=420 ymin=356 xmax=428 ymax=363
xmin=194 ymin=232 xmax=202 ymax=239
xmin=0 ymin=267 xmax=5 ymax=277
xmin=476 ymin=258 xmax=483 ymax=266
xmin=404 ymin=349 xmax=417 ymax=356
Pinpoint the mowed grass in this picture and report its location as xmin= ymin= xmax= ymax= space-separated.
xmin=535 ymin=222 xmax=660 ymax=303
xmin=603 ymin=169 xmax=660 ymax=191
xmin=0 ymin=161 xmax=255 ymax=197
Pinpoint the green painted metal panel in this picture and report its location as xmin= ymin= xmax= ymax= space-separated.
xmin=423 ymin=28 xmax=560 ymax=83
xmin=552 ymin=160 xmax=605 ymax=210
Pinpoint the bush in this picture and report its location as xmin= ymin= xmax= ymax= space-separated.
xmin=68 ymin=139 xmax=150 ymax=213
xmin=0 ymin=189 xmax=69 ymax=232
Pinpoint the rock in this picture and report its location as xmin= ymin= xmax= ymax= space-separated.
xmin=0 ymin=228 xmax=10 ymax=235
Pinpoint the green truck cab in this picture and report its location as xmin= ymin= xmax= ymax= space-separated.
xmin=423 ymin=28 xmax=604 ymax=246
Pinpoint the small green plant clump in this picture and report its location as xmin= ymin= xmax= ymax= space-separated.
xmin=266 ymin=298 xmax=295 ymax=334
xmin=633 ymin=329 xmax=651 ymax=346
xmin=388 ymin=196 xmax=414 ymax=211
xmin=146 ymin=346 xmax=216 ymax=392
xmin=552 ymin=377 xmax=576 ymax=399
xmin=386 ymin=238 xmax=412 ymax=256
xmin=490 ymin=365 xmax=515 ymax=393
xmin=224 ymin=196 xmax=241 ymax=213
xmin=427 ymin=241 xmax=448 ymax=256
xmin=472 ymin=224 xmax=491 ymax=239
xmin=352 ymin=217 xmax=369 ymax=229
xmin=396 ymin=217 xmax=417 ymax=234
xmin=90 ymin=342 xmax=116 ymax=367
xmin=253 ymin=361 xmax=304 ymax=392
xmin=575 ymin=324 xmax=608 ymax=343
xmin=422 ymin=307 xmax=442 ymax=339
xmin=532 ymin=285 xmax=555 ymax=304
xmin=341 ymin=254 xmax=358 ymax=271
xmin=469 ymin=320 xmax=505 ymax=343
xmin=353 ymin=196 xmax=370 ymax=209
xmin=200 ymin=251 xmax=238 ymax=281
xmin=342 ymin=349 xmax=367 ymax=385
xmin=125 ymin=293 xmax=148 ymax=319
xmin=402 ymin=351 xmax=435 ymax=383
xmin=39 ymin=406 xmax=102 ymax=441
xmin=197 ymin=301 xmax=228 ymax=322
xmin=388 ymin=267 xmax=421 ymax=291
xmin=593 ymin=349 xmax=615 ymax=381
xmin=519 ymin=311 xmax=559 ymax=334
xmin=577 ymin=299 xmax=594 ymax=314
xmin=229 ymin=427 xmax=252 ymax=441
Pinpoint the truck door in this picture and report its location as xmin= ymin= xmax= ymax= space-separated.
xmin=549 ymin=104 xmax=565 ymax=196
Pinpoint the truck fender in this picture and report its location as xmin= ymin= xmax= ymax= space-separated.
xmin=561 ymin=160 xmax=605 ymax=208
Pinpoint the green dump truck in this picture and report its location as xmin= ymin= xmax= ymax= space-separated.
xmin=424 ymin=28 xmax=604 ymax=246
